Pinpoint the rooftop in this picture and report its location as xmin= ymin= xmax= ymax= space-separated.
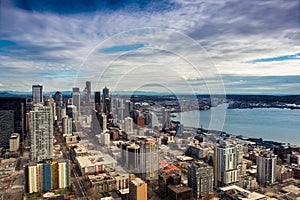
xmin=131 ymin=177 xmax=146 ymax=187
xmin=168 ymin=184 xmax=192 ymax=194
xmin=220 ymin=185 xmax=266 ymax=200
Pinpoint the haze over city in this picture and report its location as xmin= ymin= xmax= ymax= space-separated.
xmin=1 ymin=0 xmax=300 ymax=94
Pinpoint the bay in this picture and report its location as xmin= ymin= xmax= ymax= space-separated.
xmin=172 ymin=104 xmax=300 ymax=145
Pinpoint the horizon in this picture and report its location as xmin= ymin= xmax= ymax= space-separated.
xmin=0 ymin=1 xmax=299 ymax=94
xmin=0 ymin=89 xmax=299 ymax=97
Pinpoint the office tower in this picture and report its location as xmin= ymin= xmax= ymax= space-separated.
xmin=129 ymin=177 xmax=147 ymax=200
xmin=214 ymin=142 xmax=239 ymax=187
xmin=188 ymin=162 xmax=214 ymax=200
xmin=124 ymin=100 xmax=133 ymax=118
xmin=9 ymin=133 xmax=20 ymax=152
xmin=54 ymin=91 xmax=63 ymax=107
xmin=56 ymin=106 xmax=66 ymax=122
xmin=67 ymin=105 xmax=77 ymax=131
xmin=102 ymin=86 xmax=111 ymax=115
xmin=162 ymin=108 xmax=171 ymax=129
xmin=102 ymin=113 xmax=107 ymax=132
xmin=256 ymin=150 xmax=277 ymax=185
xmin=124 ymin=117 xmax=133 ymax=134
xmin=30 ymin=104 xmax=53 ymax=162
xmin=32 ymin=85 xmax=43 ymax=104
xmin=0 ymin=110 xmax=14 ymax=147
xmin=94 ymin=91 xmax=101 ymax=112
xmin=138 ymin=139 xmax=159 ymax=181
xmin=62 ymin=116 xmax=72 ymax=135
xmin=117 ymin=98 xmax=124 ymax=121
xmin=122 ymin=143 xmax=140 ymax=171
xmin=86 ymin=81 xmax=91 ymax=102
xmin=72 ymin=87 xmax=80 ymax=111
xmin=0 ymin=97 xmax=26 ymax=145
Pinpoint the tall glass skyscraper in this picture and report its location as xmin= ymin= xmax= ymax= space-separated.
xmin=32 ymin=85 xmax=43 ymax=104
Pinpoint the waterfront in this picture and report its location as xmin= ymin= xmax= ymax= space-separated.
xmin=172 ymin=104 xmax=300 ymax=145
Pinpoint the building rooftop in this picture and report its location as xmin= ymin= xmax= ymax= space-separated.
xmin=220 ymin=185 xmax=266 ymax=200
xmin=168 ymin=184 xmax=192 ymax=194
xmin=131 ymin=177 xmax=146 ymax=187
xmin=162 ymin=165 xmax=180 ymax=173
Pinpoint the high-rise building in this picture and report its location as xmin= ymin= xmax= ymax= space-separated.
xmin=86 ymin=81 xmax=91 ymax=103
xmin=62 ymin=116 xmax=72 ymax=135
xmin=214 ymin=142 xmax=239 ymax=187
xmin=102 ymin=86 xmax=111 ymax=115
xmin=54 ymin=91 xmax=63 ymax=107
xmin=138 ymin=139 xmax=159 ymax=181
xmin=72 ymin=87 xmax=80 ymax=112
xmin=24 ymin=160 xmax=71 ymax=194
xmin=129 ymin=177 xmax=147 ymax=200
xmin=32 ymin=85 xmax=43 ymax=104
xmin=0 ymin=97 xmax=26 ymax=144
xmin=30 ymin=104 xmax=53 ymax=162
xmin=188 ymin=162 xmax=214 ymax=200
xmin=124 ymin=100 xmax=133 ymax=118
xmin=256 ymin=150 xmax=277 ymax=185
xmin=162 ymin=108 xmax=171 ymax=129
xmin=124 ymin=117 xmax=133 ymax=134
xmin=0 ymin=110 xmax=14 ymax=147
xmin=122 ymin=143 xmax=140 ymax=171
xmin=94 ymin=91 xmax=101 ymax=112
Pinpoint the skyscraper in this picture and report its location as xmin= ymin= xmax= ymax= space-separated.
xmin=102 ymin=86 xmax=111 ymax=115
xmin=138 ymin=139 xmax=159 ymax=182
xmin=124 ymin=100 xmax=133 ymax=118
xmin=124 ymin=117 xmax=133 ymax=134
xmin=188 ymin=162 xmax=214 ymax=200
xmin=30 ymin=104 xmax=53 ymax=162
xmin=32 ymin=85 xmax=43 ymax=104
xmin=214 ymin=142 xmax=239 ymax=187
xmin=256 ymin=150 xmax=277 ymax=186
xmin=72 ymin=87 xmax=80 ymax=111
xmin=162 ymin=108 xmax=171 ymax=129
xmin=94 ymin=91 xmax=101 ymax=112
xmin=86 ymin=81 xmax=91 ymax=102
xmin=0 ymin=97 xmax=26 ymax=144
xmin=54 ymin=91 xmax=63 ymax=107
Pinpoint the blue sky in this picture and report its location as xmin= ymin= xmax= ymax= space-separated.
xmin=0 ymin=0 xmax=299 ymax=94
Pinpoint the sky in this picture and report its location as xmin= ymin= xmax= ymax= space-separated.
xmin=0 ymin=0 xmax=299 ymax=95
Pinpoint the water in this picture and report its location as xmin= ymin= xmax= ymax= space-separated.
xmin=172 ymin=104 xmax=300 ymax=145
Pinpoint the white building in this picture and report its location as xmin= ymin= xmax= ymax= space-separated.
xmin=256 ymin=150 xmax=277 ymax=185
xmin=124 ymin=117 xmax=133 ymax=133
xmin=214 ymin=142 xmax=240 ymax=187
xmin=9 ymin=133 xmax=20 ymax=152
xmin=30 ymin=104 xmax=53 ymax=162
xmin=62 ymin=116 xmax=72 ymax=135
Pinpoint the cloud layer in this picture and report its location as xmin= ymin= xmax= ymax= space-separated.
xmin=0 ymin=0 xmax=299 ymax=94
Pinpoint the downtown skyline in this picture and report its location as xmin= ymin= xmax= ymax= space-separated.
xmin=0 ymin=0 xmax=300 ymax=94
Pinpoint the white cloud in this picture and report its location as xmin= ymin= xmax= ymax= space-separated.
xmin=0 ymin=0 xmax=299 ymax=94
